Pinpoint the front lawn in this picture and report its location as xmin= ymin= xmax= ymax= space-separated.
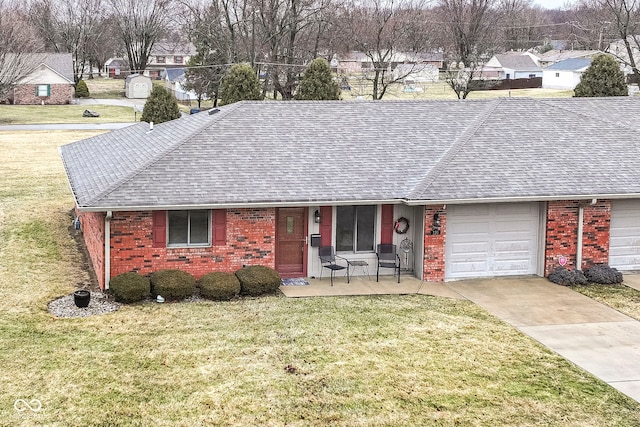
xmin=0 ymin=105 xmax=137 ymax=125
xmin=1 ymin=130 xmax=639 ymax=426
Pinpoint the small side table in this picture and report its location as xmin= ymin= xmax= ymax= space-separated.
xmin=348 ymin=260 xmax=370 ymax=280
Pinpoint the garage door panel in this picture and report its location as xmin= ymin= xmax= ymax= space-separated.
xmin=449 ymin=260 xmax=489 ymax=274
xmin=449 ymin=241 xmax=490 ymax=253
xmin=610 ymin=200 xmax=640 ymax=270
xmin=494 ymin=239 xmax=532 ymax=253
xmin=445 ymin=203 xmax=540 ymax=280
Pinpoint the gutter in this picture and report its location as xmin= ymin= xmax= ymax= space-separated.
xmin=74 ymin=193 xmax=640 ymax=213
xmin=404 ymin=193 xmax=640 ymax=206
xmin=75 ymin=199 xmax=403 ymax=213
xmin=104 ymin=211 xmax=112 ymax=290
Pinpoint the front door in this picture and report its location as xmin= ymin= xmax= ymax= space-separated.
xmin=276 ymin=208 xmax=308 ymax=277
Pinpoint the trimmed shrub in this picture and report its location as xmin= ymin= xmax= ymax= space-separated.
xmin=584 ymin=264 xmax=623 ymax=284
xmin=108 ymin=272 xmax=150 ymax=303
xmin=548 ymin=267 xmax=588 ymax=286
xmin=235 ymin=265 xmax=281 ymax=296
xmin=75 ymin=79 xmax=90 ymax=98
xmin=150 ymin=269 xmax=196 ymax=301
xmin=199 ymin=272 xmax=241 ymax=301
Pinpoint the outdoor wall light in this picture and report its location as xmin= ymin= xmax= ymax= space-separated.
xmin=314 ymin=210 xmax=321 ymax=223
xmin=431 ymin=213 xmax=441 ymax=235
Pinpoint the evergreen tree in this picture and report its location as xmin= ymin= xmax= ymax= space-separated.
xmin=294 ymin=58 xmax=340 ymax=100
xmin=219 ymin=63 xmax=262 ymax=106
xmin=183 ymin=52 xmax=226 ymax=109
xmin=574 ymin=54 xmax=628 ymax=97
xmin=140 ymin=85 xmax=181 ymax=124
xmin=75 ymin=79 xmax=90 ymax=98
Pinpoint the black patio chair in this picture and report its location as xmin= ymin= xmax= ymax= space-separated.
xmin=319 ymin=246 xmax=350 ymax=286
xmin=376 ymin=244 xmax=400 ymax=283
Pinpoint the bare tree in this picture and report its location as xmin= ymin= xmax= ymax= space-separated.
xmin=498 ymin=0 xmax=549 ymax=51
xmin=0 ymin=0 xmax=44 ymax=100
xmin=438 ymin=0 xmax=500 ymax=98
xmin=256 ymin=0 xmax=336 ymax=99
xmin=577 ymin=0 xmax=640 ymax=83
xmin=341 ymin=0 xmax=433 ymax=100
xmin=108 ymin=0 xmax=173 ymax=73
xmin=29 ymin=0 xmax=104 ymax=82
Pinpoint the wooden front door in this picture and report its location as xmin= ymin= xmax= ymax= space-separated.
xmin=276 ymin=208 xmax=307 ymax=277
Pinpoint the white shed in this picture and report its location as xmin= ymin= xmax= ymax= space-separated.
xmin=125 ymin=74 xmax=152 ymax=99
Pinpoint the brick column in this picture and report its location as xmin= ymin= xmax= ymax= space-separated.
xmin=423 ymin=205 xmax=446 ymax=282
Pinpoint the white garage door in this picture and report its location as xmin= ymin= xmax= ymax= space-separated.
xmin=609 ymin=200 xmax=640 ymax=270
xmin=445 ymin=203 xmax=541 ymax=280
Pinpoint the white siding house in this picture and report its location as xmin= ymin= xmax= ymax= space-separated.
xmin=542 ymin=58 xmax=591 ymax=90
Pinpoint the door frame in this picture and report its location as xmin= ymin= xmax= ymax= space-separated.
xmin=275 ymin=207 xmax=308 ymax=278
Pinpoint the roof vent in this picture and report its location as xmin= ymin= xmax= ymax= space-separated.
xmin=208 ymin=108 xmax=220 ymax=115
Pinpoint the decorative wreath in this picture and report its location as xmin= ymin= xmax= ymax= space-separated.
xmin=394 ymin=217 xmax=410 ymax=234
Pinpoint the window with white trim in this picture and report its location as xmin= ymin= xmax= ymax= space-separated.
xmin=168 ymin=210 xmax=211 ymax=247
xmin=36 ymin=84 xmax=50 ymax=97
xmin=336 ymin=205 xmax=376 ymax=252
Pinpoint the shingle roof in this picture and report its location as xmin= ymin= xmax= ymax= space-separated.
xmin=59 ymin=98 xmax=640 ymax=211
xmin=42 ymin=53 xmax=74 ymax=82
xmin=545 ymin=58 xmax=591 ymax=71
xmin=165 ymin=68 xmax=186 ymax=82
xmin=539 ymin=50 xmax=600 ymax=63
xmin=494 ymin=54 xmax=541 ymax=71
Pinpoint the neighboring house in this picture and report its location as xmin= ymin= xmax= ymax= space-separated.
xmin=146 ymin=40 xmax=196 ymax=79
xmin=164 ymin=68 xmax=199 ymax=101
xmin=484 ymin=52 xmax=542 ymax=79
xmin=5 ymin=53 xmax=74 ymax=105
xmin=60 ymin=98 xmax=640 ymax=290
xmin=337 ymin=51 xmax=444 ymax=74
xmin=542 ymin=58 xmax=591 ymax=89
xmin=105 ymin=58 xmax=129 ymax=79
xmin=125 ymin=74 xmax=152 ymax=99
xmin=538 ymin=50 xmax=600 ymax=68
xmin=607 ymin=37 xmax=640 ymax=79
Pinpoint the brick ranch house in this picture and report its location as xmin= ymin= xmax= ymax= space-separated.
xmin=4 ymin=53 xmax=74 ymax=105
xmin=60 ymin=98 xmax=640 ymax=290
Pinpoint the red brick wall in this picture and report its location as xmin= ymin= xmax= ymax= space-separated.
xmin=544 ymin=200 xmax=611 ymax=275
xmin=11 ymin=84 xmax=73 ymax=105
xmin=580 ymin=200 xmax=611 ymax=268
xmin=108 ymin=208 xmax=276 ymax=282
xmin=78 ymin=211 xmax=106 ymax=289
xmin=423 ymin=205 xmax=446 ymax=282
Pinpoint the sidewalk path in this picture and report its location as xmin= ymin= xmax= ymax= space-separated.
xmin=447 ymin=276 xmax=640 ymax=403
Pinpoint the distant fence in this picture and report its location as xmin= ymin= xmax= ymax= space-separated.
xmin=471 ymin=77 xmax=542 ymax=91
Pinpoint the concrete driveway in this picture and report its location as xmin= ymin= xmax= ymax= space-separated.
xmin=447 ymin=276 xmax=640 ymax=403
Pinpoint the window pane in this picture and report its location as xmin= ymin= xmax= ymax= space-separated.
xmin=336 ymin=206 xmax=354 ymax=252
xmin=189 ymin=210 xmax=210 ymax=244
xmin=168 ymin=211 xmax=188 ymax=244
xmin=356 ymin=205 xmax=375 ymax=252
xmin=37 ymin=85 xmax=48 ymax=96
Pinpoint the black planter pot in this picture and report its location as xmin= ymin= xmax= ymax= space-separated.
xmin=74 ymin=290 xmax=91 ymax=308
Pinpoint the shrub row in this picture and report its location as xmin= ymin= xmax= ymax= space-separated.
xmin=108 ymin=265 xmax=281 ymax=303
xmin=549 ymin=264 xmax=623 ymax=286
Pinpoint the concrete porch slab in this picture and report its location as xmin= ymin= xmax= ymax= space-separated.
xmin=279 ymin=276 xmax=466 ymax=299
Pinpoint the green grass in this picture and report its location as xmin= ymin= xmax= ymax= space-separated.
xmin=0 ymin=105 xmax=138 ymax=124
xmin=1 ymin=130 xmax=640 ymax=425
xmin=571 ymin=283 xmax=640 ymax=320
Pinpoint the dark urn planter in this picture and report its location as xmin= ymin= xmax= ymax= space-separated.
xmin=74 ymin=290 xmax=91 ymax=308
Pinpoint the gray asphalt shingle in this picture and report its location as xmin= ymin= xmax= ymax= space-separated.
xmin=59 ymin=97 xmax=640 ymax=210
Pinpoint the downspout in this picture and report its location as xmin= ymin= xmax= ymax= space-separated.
xmin=576 ymin=199 xmax=597 ymax=271
xmin=576 ymin=206 xmax=584 ymax=271
xmin=104 ymin=211 xmax=112 ymax=290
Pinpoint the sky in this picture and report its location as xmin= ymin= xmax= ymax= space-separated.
xmin=533 ymin=0 xmax=576 ymax=9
